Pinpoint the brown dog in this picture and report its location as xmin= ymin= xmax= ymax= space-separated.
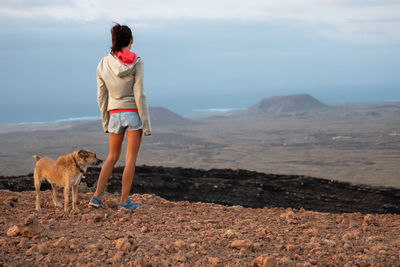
xmin=33 ymin=149 xmax=102 ymax=212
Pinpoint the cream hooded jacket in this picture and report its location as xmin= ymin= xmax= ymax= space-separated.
xmin=96 ymin=53 xmax=151 ymax=135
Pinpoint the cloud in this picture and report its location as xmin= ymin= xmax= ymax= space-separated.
xmin=316 ymin=0 xmax=400 ymax=7
xmin=0 ymin=0 xmax=399 ymax=43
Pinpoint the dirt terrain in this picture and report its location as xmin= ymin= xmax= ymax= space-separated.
xmin=1 ymin=189 xmax=400 ymax=266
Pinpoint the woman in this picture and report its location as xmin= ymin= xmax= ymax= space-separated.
xmin=89 ymin=23 xmax=151 ymax=210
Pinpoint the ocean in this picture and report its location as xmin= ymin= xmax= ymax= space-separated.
xmin=0 ymin=106 xmax=243 ymax=125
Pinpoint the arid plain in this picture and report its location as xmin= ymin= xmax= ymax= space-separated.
xmin=1 ymin=95 xmax=399 ymax=188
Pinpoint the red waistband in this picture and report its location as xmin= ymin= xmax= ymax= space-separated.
xmin=109 ymin=109 xmax=138 ymax=115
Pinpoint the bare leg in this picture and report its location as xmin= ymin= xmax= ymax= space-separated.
xmin=64 ymin=184 xmax=70 ymax=212
xmin=72 ymin=185 xmax=79 ymax=210
xmin=94 ymin=132 xmax=124 ymax=198
xmin=34 ymin=173 xmax=41 ymax=211
xmin=120 ymin=129 xmax=142 ymax=204
xmin=51 ymin=183 xmax=63 ymax=208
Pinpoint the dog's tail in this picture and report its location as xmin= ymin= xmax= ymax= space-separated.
xmin=33 ymin=155 xmax=41 ymax=162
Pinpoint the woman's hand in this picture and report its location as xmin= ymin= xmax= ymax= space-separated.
xmin=143 ymin=129 xmax=151 ymax=136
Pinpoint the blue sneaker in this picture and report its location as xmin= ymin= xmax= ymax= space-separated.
xmin=118 ymin=198 xmax=142 ymax=211
xmin=89 ymin=196 xmax=103 ymax=208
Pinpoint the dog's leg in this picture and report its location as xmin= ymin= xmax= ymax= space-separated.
xmin=72 ymin=185 xmax=79 ymax=211
xmin=64 ymin=184 xmax=70 ymax=212
xmin=34 ymin=172 xmax=41 ymax=211
xmin=51 ymin=183 xmax=63 ymax=208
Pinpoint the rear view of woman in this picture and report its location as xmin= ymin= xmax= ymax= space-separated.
xmin=89 ymin=23 xmax=151 ymax=210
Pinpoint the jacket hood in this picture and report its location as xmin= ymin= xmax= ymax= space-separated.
xmin=105 ymin=52 xmax=138 ymax=78
xmin=115 ymin=49 xmax=137 ymax=65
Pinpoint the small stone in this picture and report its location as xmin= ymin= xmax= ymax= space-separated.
xmin=112 ymin=251 xmax=124 ymax=264
xmin=119 ymin=217 xmax=129 ymax=222
xmin=17 ymin=238 xmax=28 ymax=248
xmin=342 ymin=230 xmax=361 ymax=241
xmin=24 ymin=215 xmax=36 ymax=225
xmin=343 ymin=242 xmax=353 ymax=249
xmin=7 ymin=216 xmax=42 ymax=238
xmin=118 ymin=208 xmax=129 ymax=215
xmin=208 ymin=256 xmax=221 ymax=267
xmin=252 ymin=255 xmax=277 ymax=267
xmin=286 ymin=244 xmax=297 ymax=252
xmin=363 ymin=214 xmax=378 ymax=226
xmin=222 ymin=229 xmax=239 ymax=239
xmin=81 ymin=214 xmax=91 ymax=221
xmin=87 ymin=242 xmax=103 ymax=251
xmin=20 ymin=215 xmax=42 ymax=237
xmin=133 ymin=258 xmax=145 ymax=267
xmin=93 ymin=214 xmax=103 ymax=223
xmin=378 ymin=249 xmax=387 ymax=255
xmin=279 ymin=256 xmax=292 ymax=264
xmin=53 ymin=237 xmax=69 ymax=248
xmin=140 ymin=226 xmax=149 ymax=233
xmin=304 ymin=228 xmax=318 ymax=237
xmin=6 ymin=225 xmax=20 ymax=237
xmin=104 ymin=232 xmax=118 ymax=240
xmin=253 ymin=242 xmax=262 ymax=251
xmin=37 ymin=244 xmax=49 ymax=255
xmin=230 ymin=239 xmax=253 ymax=250
xmin=6 ymin=196 xmax=18 ymax=203
xmin=323 ymin=239 xmax=336 ymax=247
xmin=115 ymin=238 xmax=131 ymax=251
xmin=174 ymin=252 xmax=186 ymax=262
xmin=106 ymin=199 xmax=118 ymax=209
xmin=25 ymin=246 xmax=35 ymax=256
xmin=174 ymin=240 xmax=185 ymax=248
xmin=69 ymin=243 xmax=79 ymax=251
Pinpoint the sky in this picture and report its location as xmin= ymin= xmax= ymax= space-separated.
xmin=0 ymin=0 xmax=399 ymax=123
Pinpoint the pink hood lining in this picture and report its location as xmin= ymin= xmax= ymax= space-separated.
xmin=115 ymin=49 xmax=137 ymax=65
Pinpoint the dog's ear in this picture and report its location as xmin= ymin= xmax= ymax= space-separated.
xmin=78 ymin=149 xmax=89 ymax=157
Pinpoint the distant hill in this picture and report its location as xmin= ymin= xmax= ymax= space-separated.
xmin=149 ymin=106 xmax=195 ymax=127
xmin=247 ymin=94 xmax=328 ymax=114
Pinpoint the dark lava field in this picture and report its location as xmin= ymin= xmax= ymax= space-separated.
xmin=1 ymin=165 xmax=400 ymax=214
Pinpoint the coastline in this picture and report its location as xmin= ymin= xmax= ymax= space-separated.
xmin=0 ymin=116 xmax=101 ymax=134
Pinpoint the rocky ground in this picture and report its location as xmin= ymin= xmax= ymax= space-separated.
xmin=1 ymin=190 xmax=400 ymax=266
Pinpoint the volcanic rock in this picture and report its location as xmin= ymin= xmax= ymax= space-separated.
xmin=252 ymin=255 xmax=278 ymax=267
xmin=6 ymin=225 xmax=20 ymax=237
xmin=53 ymin=237 xmax=69 ymax=248
xmin=2 ymin=165 xmax=400 ymax=214
xmin=363 ymin=214 xmax=378 ymax=226
xmin=208 ymin=256 xmax=221 ymax=267
xmin=230 ymin=239 xmax=253 ymax=250
xmin=6 ymin=215 xmax=42 ymax=238
xmin=223 ymin=229 xmax=240 ymax=239
xmin=114 ymin=238 xmax=131 ymax=251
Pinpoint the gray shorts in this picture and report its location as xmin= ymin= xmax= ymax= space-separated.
xmin=108 ymin=112 xmax=143 ymax=134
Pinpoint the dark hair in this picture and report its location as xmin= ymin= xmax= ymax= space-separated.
xmin=110 ymin=23 xmax=133 ymax=53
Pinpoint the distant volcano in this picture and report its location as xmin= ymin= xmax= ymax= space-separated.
xmin=149 ymin=106 xmax=195 ymax=127
xmin=247 ymin=94 xmax=328 ymax=114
